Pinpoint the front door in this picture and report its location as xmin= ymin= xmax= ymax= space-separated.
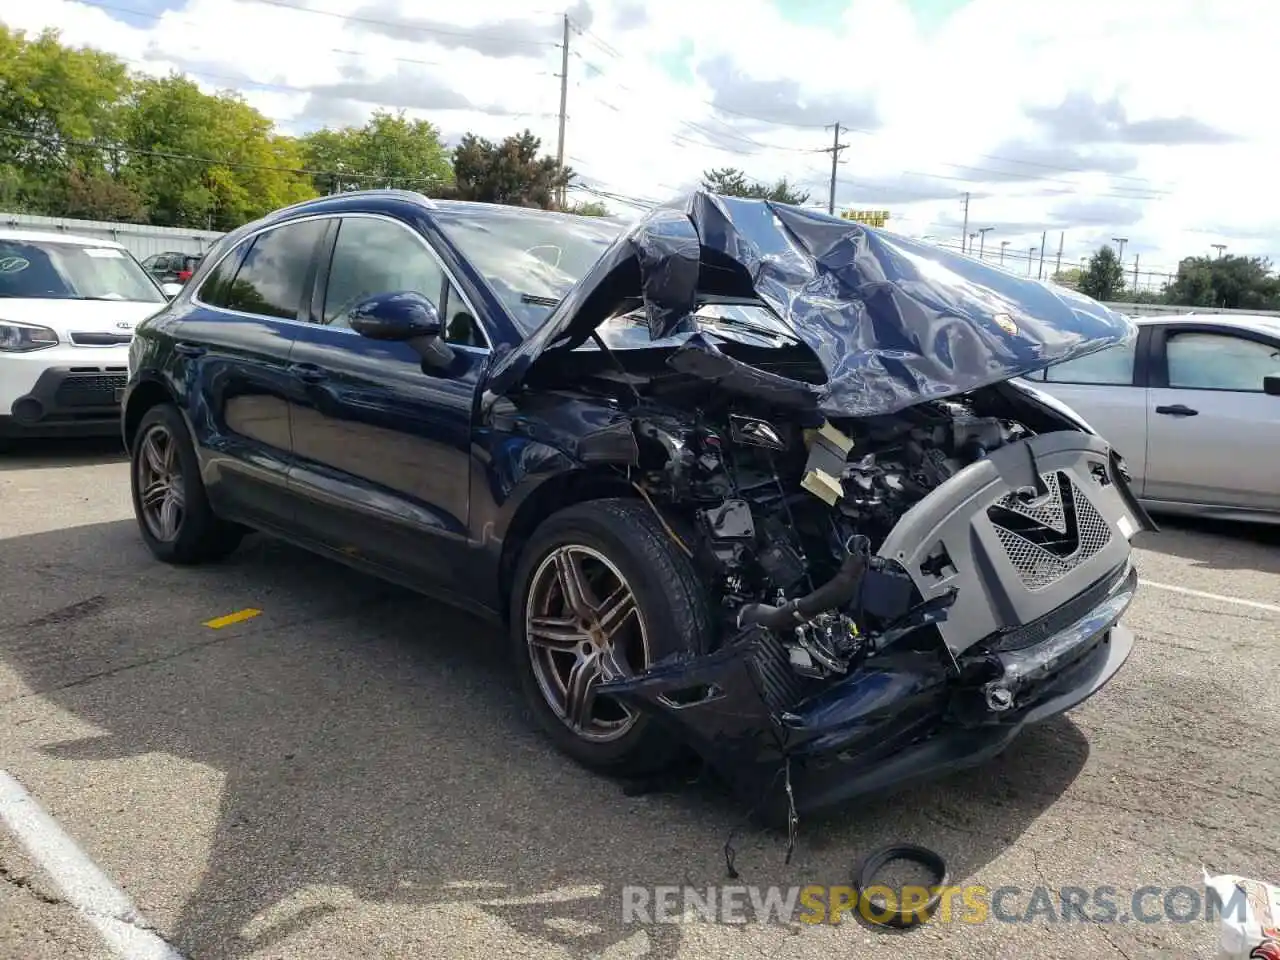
xmin=287 ymin=214 xmax=488 ymax=593
xmin=1144 ymin=325 xmax=1280 ymax=511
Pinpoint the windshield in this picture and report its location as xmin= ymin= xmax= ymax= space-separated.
xmin=433 ymin=206 xmax=622 ymax=334
xmin=0 ymin=239 xmax=166 ymax=303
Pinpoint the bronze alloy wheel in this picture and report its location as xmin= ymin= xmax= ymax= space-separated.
xmin=135 ymin=422 xmax=186 ymax=543
xmin=524 ymin=544 xmax=650 ymax=742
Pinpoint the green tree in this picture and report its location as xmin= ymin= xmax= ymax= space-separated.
xmin=1078 ymin=245 xmax=1126 ymax=301
xmin=120 ymin=74 xmax=316 ymax=229
xmin=564 ymin=199 xmax=610 ymax=216
xmin=53 ymin=170 xmax=148 ymax=222
xmin=1051 ymin=267 xmax=1082 ymax=289
xmin=0 ymin=25 xmax=133 ymax=213
xmin=1164 ymin=254 xmax=1280 ymax=310
xmin=700 ymin=167 xmax=811 ymax=204
xmin=300 ymin=110 xmax=453 ymax=195
xmin=449 ymin=130 xmax=572 ymax=208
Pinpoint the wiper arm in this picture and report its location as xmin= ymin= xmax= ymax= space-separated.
xmin=696 ymin=313 xmax=796 ymax=341
xmin=519 ymin=293 xmax=561 ymax=307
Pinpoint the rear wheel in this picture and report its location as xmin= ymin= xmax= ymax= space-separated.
xmin=510 ymin=498 xmax=714 ymax=776
xmin=131 ymin=403 xmax=243 ymax=564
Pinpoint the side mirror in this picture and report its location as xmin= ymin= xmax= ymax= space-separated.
xmin=1264 ymin=375 xmax=1280 ymax=397
xmin=349 ymin=290 xmax=441 ymax=340
xmin=348 ymin=290 xmax=455 ymax=370
xmin=161 ymin=282 xmax=183 ymax=299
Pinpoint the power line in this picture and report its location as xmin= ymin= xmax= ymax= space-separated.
xmin=233 ymin=0 xmax=558 ymax=50
xmin=558 ymin=23 xmax=1177 ymax=192
xmin=70 ymin=0 xmax=1192 ymax=230
xmin=119 ymin=59 xmax=558 ymax=124
xmin=0 ymin=126 xmax=444 ymax=183
xmin=85 ymin=0 xmax=1178 ymax=204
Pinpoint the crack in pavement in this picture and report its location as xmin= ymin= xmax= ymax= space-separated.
xmin=0 ymin=861 xmax=63 ymax=906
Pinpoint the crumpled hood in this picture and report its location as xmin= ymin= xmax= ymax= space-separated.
xmin=487 ymin=191 xmax=1136 ymax=418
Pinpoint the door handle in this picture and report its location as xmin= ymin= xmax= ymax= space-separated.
xmin=1155 ymin=404 xmax=1198 ymax=417
xmin=174 ymin=342 xmax=206 ymax=357
xmin=289 ymin=362 xmax=329 ymax=383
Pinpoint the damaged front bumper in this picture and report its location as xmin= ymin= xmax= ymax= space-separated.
xmin=601 ymin=561 xmax=1138 ymax=816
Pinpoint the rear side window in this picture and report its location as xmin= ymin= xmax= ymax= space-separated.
xmin=204 ymin=221 xmax=325 ymax=319
xmin=195 ymin=245 xmax=242 ymax=306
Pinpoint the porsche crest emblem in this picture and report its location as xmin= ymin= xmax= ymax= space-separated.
xmin=993 ymin=313 xmax=1019 ymax=336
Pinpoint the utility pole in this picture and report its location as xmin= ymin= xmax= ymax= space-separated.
xmin=999 ymin=240 xmax=1009 ymax=264
xmin=1132 ymin=253 xmax=1140 ymax=292
xmin=960 ymin=192 xmax=970 ymax=252
xmin=1211 ymin=243 xmax=1226 ymax=259
xmin=822 ymin=122 xmax=848 ymax=215
xmin=555 ymin=13 xmax=570 ymax=209
xmin=1037 ymin=231 xmax=1047 ymax=280
xmin=1027 ymin=247 xmax=1036 ymax=275
xmin=1055 ymin=231 xmax=1064 ymax=276
xmin=1112 ymin=236 xmax=1127 ymax=262
xmin=977 ymin=226 xmax=992 ymax=260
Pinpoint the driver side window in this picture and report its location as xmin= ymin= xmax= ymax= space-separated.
xmin=322 ymin=216 xmax=484 ymax=347
xmin=324 ymin=217 xmax=445 ymax=327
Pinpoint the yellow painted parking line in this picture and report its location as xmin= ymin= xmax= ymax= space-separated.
xmin=203 ymin=608 xmax=263 ymax=629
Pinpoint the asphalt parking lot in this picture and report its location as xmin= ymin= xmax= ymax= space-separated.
xmin=1 ymin=439 xmax=1277 ymax=960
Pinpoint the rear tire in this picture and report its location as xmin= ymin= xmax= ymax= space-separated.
xmin=510 ymin=497 xmax=714 ymax=776
xmin=130 ymin=403 xmax=243 ymax=564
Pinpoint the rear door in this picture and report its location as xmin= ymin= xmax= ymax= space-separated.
xmin=1021 ymin=330 xmax=1150 ymax=493
xmin=178 ymin=218 xmax=327 ymax=529
xmin=286 ymin=213 xmax=489 ymax=592
xmin=1143 ymin=323 xmax=1280 ymax=511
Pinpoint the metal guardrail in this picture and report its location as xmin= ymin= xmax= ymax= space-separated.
xmin=1 ymin=212 xmax=225 ymax=260
xmin=1101 ymin=301 xmax=1280 ymax=318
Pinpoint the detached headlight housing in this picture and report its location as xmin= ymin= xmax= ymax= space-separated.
xmin=0 ymin=321 xmax=59 ymax=352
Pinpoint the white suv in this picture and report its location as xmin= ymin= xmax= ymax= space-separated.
xmin=0 ymin=229 xmax=178 ymax=445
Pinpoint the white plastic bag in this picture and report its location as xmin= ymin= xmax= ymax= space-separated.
xmin=1204 ymin=870 xmax=1280 ymax=959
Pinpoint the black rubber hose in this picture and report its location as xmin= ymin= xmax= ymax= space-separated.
xmin=852 ymin=843 xmax=949 ymax=929
xmin=737 ymin=552 xmax=867 ymax=630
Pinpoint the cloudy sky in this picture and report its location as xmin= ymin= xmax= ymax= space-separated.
xmin=2 ymin=0 xmax=1275 ymax=287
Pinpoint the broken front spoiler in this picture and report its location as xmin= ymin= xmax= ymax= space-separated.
xmin=600 ymin=562 xmax=1138 ymax=816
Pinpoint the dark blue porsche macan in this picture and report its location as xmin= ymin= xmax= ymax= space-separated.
xmin=123 ymin=189 xmax=1154 ymax=814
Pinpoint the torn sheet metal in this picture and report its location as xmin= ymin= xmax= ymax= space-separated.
xmin=487 ymin=191 xmax=1136 ymax=419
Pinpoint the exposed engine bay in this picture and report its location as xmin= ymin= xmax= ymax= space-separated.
xmin=623 ymin=382 xmax=1033 ymax=683
xmin=486 ymin=191 xmax=1146 ymax=817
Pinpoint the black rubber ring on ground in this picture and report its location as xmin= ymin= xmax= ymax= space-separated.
xmin=852 ymin=843 xmax=950 ymax=929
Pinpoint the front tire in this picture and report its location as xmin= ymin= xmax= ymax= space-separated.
xmin=510 ymin=498 xmax=714 ymax=776
xmin=130 ymin=403 xmax=243 ymax=564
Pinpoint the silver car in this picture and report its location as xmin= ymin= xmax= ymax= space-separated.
xmin=1024 ymin=314 xmax=1280 ymax=523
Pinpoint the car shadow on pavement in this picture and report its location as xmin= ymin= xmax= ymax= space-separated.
xmin=1136 ymin=512 xmax=1280 ymax=575
xmin=0 ymin=436 xmax=127 ymax=472
xmin=0 ymin=520 xmax=1090 ymax=959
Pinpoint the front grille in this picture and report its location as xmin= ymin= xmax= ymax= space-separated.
xmin=70 ymin=331 xmax=132 ymax=346
xmin=54 ymin=372 xmax=127 ymax=408
xmin=988 ymin=470 xmax=1113 ymax=591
